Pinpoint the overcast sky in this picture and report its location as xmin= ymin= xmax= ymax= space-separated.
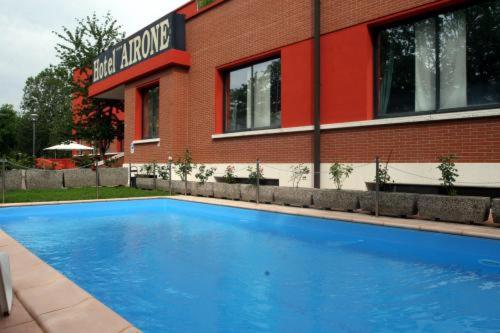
xmin=0 ymin=0 xmax=190 ymax=110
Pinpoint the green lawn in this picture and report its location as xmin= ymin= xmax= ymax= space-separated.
xmin=1 ymin=187 xmax=169 ymax=204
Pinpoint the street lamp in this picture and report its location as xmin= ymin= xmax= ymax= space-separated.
xmin=30 ymin=113 xmax=38 ymax=164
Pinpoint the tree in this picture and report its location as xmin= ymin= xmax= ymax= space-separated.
xmin=54 ymin=13 xmax=125 ymax=158
xmin=20 ymin=65 xmax=73 ymax=156
xmin=0 ymin=104 xmax=18 ymax=156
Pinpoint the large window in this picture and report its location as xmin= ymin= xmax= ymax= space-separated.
xmin=377 ymin=0 xmax=500 ymax=116
xmin=224 ymin=58 xmax=281 ymax=132
xmin=142 ymin=85 xmax=159 ymax=139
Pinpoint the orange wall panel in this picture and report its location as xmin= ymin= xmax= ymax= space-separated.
xmin=321 ymin=25 xmax=373 ymax=124
xmin=281 ymin=40 xmax=314 ymax=128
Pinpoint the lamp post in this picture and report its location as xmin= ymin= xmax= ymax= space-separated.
xmin=30 ymin=113 xmax=38 ymax=165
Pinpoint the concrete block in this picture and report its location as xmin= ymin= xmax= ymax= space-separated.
xmin=313 ymin=190 xmax=361 ymax=212
xmin=0 ymin=170 xmax=24 ymax=191
xmin=492 ymin=199 xmax=500 ymax=224
xmin=190 ymin=182 xmax=214 ymax=197
xmin=26 ymin=170 xmax=63 ymax=190
xmin=418 ymin=194 xmax=490 ymax=224
xmin=240 ymin=184 xmax=275 ymax=203
xmin=171 ymin=180 xmax=188 ymax=194
xmin=63 ymin=169 xmax=96 ymax=188
xmin=136 ymin=177 xmax=154 ymax=190
xmin=98 ymin=168 xmax=128 ymax=187
xmin=360 ymin=191 xmax=418 ymax=217
xmin=213 ymin=183 xmax=241 ymax=200
xmin=273 ymin=187 xmax=316 ymax=207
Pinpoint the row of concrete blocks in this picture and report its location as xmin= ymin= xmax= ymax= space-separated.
xmin=136 ymin=179 xmax=499 ymax=225
xmin=0 ymin=168 xmax=128 ymax=190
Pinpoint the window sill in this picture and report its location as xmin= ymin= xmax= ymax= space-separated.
xmin=320 ymin=108 xmax=500 ymax=130
xmin=132 ymin=138 xmax=160 ymax=145
xmin=212 ymin=126 xmax=314 ymax=139
xmin=211 ymin=108 xmax=500 ymax=139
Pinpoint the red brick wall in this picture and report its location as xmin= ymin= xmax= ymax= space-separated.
xmin=122 ymin=0 xmax=499 ymax=166
xmin=321 ymin=117 xmax=500 ymax=163
xmin=124 ymin=68 xmax=188 ymax=164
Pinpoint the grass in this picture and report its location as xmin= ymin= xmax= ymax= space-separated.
xmin=1 ymin=187 xmax=169 ymax=204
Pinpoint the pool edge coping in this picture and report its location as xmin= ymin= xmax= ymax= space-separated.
xmin=0 ymin=230 xmax=141 ymax=333
xmin=1 ymin=195 xmax=499 ymax=240
xmin=167 ymin=196 xmax=500 ymax=240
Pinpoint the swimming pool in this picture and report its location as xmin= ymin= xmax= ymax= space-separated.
xmin=0 ymin=199 xmax=499 ymax=332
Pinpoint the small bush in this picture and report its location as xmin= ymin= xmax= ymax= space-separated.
xmin=175 ymin=150 xmax=196 ymax=194
xmin=197 ymin=0 xmax=216 ymax=9
xmin=195 ymin=164 xmax=216 ymax=184
xmin=290 ymin=164 xmax=310 ymax=187
xmin=222 ymin=165 xmax=236 ymax=184
xmin=438 ymin=154 xmax=459 ymax=195
xmin=329 ymin=162 xmax=353 ymax=190
xmin=247 ymin=165 xmax=264 ymax=185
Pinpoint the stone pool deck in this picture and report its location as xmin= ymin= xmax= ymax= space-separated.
xmin=0 ymin=231 xmax=139 ymax=333
xmin=0 ymin=195 xmax=499 ymax=332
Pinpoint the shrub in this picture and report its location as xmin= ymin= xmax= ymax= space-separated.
xmin=175 ymin=150 xmax=196 ymax=194
xmin=222 ymin=165 xmax=236 ymax=184
xmin=197 ymin=0 xmax=215 ymax=9
xmin=329 ymin=162 xmax=353 ymax=190
xmin=141 ymin=162 xmax=156 ymax=176
xmin=438 ymin=154 xmax=459 ymax=196
xmin=374 ymin=153 xmax=392 ymax=191
xmin=195 ymin=164 xmax=216 ymax=184
xmin=157 ymin=165 xmax=170 ymax=181
xmin=290 ymin=164 xmax=310 ymax=187
xmin=247 ymin=165 xmax=264 ymax=185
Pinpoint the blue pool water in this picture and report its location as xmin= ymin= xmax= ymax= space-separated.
xmin=1 ymin=199 xmax=500 ymax=332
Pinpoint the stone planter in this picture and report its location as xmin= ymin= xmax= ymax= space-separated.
xmin=213 ymin=182 xmax=241 ymax=200
xmin=170 ymin=180 xmax=189 ymax=194
xmin=136 ymin=177 xmax=154 ymax=190
xmin=240 ymin=184 xmax=275 ymax=203
xmin=418 ymin=194 xmax=490 ymax=224
xmin=359 ymin=191 xmax=418 ymax=217
xmin=26 ymin=170 xmax=63 ymax=190
xmin=313 ymin=190 xmax=362 ymax=212
xmin=190 ymin=182 xmax=214 ymax=197
xmin=273 ymin=187 xmax=316 ymax=207
xmin=492 ymin=199 xmax=500 ymax=224
xmin=0 ymin=170 xmax=24 ymax=191
xmin=63 ymin=169 xmax=96 ymax=188
xmin=98 ymin=168 xmax=128 ymax=187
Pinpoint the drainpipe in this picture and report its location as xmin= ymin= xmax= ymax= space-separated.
xmin=313 ymin=0 xmax=321 ymax=188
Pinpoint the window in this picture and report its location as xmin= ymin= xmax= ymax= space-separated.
xmin=224 ymin=58 xmax=281 ymax=132
xmin=377 ymin=0 xmax=500 ymax=116
xmin=141 ymin=85 xmax=159 ymax=139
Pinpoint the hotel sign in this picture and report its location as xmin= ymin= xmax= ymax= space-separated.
xmin=92 ymin=13 xmax=185 ymax=83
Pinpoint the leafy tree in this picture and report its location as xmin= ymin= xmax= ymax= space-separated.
xmin=20 ymin=65 xmax=73 ymax=156
xmin=54 ymin=13 xmax=125 ymax=158
xmin=0 ymin=104 xmax=19 ymax=156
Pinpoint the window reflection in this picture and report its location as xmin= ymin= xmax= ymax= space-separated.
xmin=378 ymin=0 xmax=500 ymax=116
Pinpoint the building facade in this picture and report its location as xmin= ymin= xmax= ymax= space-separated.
xmin=86 ymin=0 xmax=500 ymax=191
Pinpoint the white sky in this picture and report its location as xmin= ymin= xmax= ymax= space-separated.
xmin=0 ymin=0 xmax=190 ymax=110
